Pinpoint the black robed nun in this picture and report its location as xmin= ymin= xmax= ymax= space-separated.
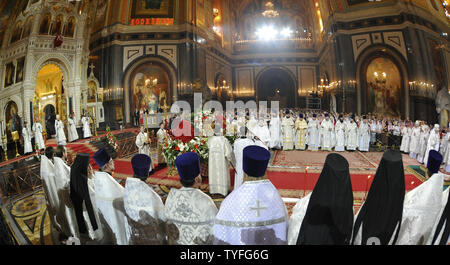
xmin=431 ymin=189 xmax=449 ymax=245
xmin=70 ymin=153 xmax=98 ymax=234
xmin=351 ymin=149 xmax=405 ymax=245
xmin=296 ymin=153 xmax=354 ymax=245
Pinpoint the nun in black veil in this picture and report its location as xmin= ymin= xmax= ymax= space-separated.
xmin=351 ymin=149 xmax=405 ymax=245
xmin=296 ymin=153 xmax=354 ymax=245
xmin=69 ymin=153 xmax=98 ymax=236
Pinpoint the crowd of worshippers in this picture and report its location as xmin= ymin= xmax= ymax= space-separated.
xmin=221 ymin=109 xmax=450 ymax=169
xmin=40 ymin=143 xmax=448 ymax=245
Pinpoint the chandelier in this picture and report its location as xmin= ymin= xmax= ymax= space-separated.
xmin=262 ymin=1 xmax=279 ymax=18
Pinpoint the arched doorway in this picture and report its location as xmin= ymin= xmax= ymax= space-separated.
xmin=34 ymin=64 xmax=66 ymax=137
xmin=256 ymin=68 xmax=296 ymax=108
xmin=127 ymin=61 xmax=172 ymax=117
xmin=4 ymin=101 xmax=21 ymax=141
xmin=361 ymin=56 xmax=404 ymax=118
xmin=356 ymin=46 xmax=409 ymax=119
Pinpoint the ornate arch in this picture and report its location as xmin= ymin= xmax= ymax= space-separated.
xmin=255 ymin=65 xmax=298 ymax=107
xmin=122 ymin=55 xmax=178 ymax=124
xmin=31 ymin=55 xmax=72 ymax=92
xmin=356 ymin=44 xmax=410 ymax=118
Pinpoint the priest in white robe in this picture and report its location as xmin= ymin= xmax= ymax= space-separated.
xmin=32 ymin=119 xmax=45 ymax=150
xmin=22 ymin=121 xmax=33 ymax=154
xmin=424 ymin=124 xmax=441 ymax=166
xmin=165 ymin=152 xmax=218 ymax=245
xmin=281 ymin=111 xmax=295 ymax=150
xmin=67 ymin=114 xmax=79 ymax=142
xmin=288 ymin=153 xmax=353 ymax=245
xmin=55 ymin=115 xmax=66 ymax=146
xmin=92 ymin=148 xmax=128 ymax=245
xmin=81 ymin=114 xmax=91 ymax=139
xmin=123 ymin=154 xmax=166 ymax=244
xmin=358 ymin=116 xmax=370 ymax=152
xmin=440 ymin=129 xmax=449 ymax=157
xmin=253 ymin=117 xmax=271 ymax=149
xmin=269 ymin=111 xmax=281 ymax=149
xmin=214 ymin=145 xmax=288 ymax=245
xmin=321 ymin=114 xmax=334 ymax=151
xmin=397 ymin=152 xmax=444 ymax=245
xmin=428 ymin=186 xmax=449 ymax=245
xmin=346 ymin=118 xmax=358 ymax=151
xmin=40 ymin=147 xmax=62 ymax=232
xmin=136 ymin=125 xmax=151 ymax=157
xmin=208 ymin=128 xmax=233 ymax=196
xmin=295 ymin=113 xmax=308 ymax=150
xmin=308 ymin=114 xmax=320 ymax=151
xmin=53 ymin=146 xmax=78 ymax=239
xmin=417 ymin=125 xmax=430 ymax=164
xmin=409 ymin=121 xmax=422 ymax=159
xmin=334 ymin=115 xmax=346 ymax=152
xmin=233 ymin=128 xmax=255 ymax=190
xmin=400 ymin=122 xmax=411 ymax=153
xmin=246 ymin=114 xmax=258 ymax=138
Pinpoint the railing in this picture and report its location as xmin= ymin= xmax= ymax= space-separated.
xmin=0 ymin=162 xmax=42 ymax=204
xmin=234 ymin=38 xmax=314 ymax=52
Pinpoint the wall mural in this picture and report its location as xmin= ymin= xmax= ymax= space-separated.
xmin=366 ymin=57 xmax=402 ymax=117
xmin=5 ymin=101 xmax=21 ymax=140
xmin=130 ymin=63 xmax=170 ymax=114
xmin=428 ymin=38 xmax=446 ymax=89
xmin=131 ymin=0 xmax=174 ymax=18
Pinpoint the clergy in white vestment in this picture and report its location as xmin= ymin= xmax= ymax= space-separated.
xmin=22 ymin=121 xmax=33 ymax=154
xmin=288 ymin=153 xmax=353 ymax=245
xmin=269 ymin=112 xmax=282 ymax=149
xmin=281 ymin=111 xmax=295 ymax=150
xmin=40 ymin=147 xmax=62 ymax=232
xmin=440 ymin=129 xmax=449 ymax=157
xmin=294 ymin=113 xmax=308 ymax=150
xmin=136 ymin=125 xmax=151 ymax=156
xmin=334 ymin=115 xmax=346 ymax=152
xmin=55 ymin=115 xmax=67 ymax=146
xmin=428 ymin=186 xmax=449 ymax=245
xmin=67 ymin=114 xmax=79 ymax=142
xmin=320 ymin=114 xmax=334 ymax=151
xmin=156 ymin=122 xmax=167 ymax=165
xmin=165 ymin=152 xmax=218 ymax=245
xmin=214 ymin=145 xmax=288 ymax=245
xmin=370 ymin=120 xmax=377 ymax=144
xmin=358 ymin=117 xmax=370 ymax=152
xmin=424 ymin=124 xmax=441 ymax=166
xmin=246 ymin=114 xmax=258 ymax=138
xmin=409 ymin=121 xmax=422 ymax=159
xmin=352 ymin=150 xmax=405 ymax=245
xmin=208 ymin=130 xmax=233 ymax=196
xmin=53 ymin=146 xmax=78 ymax=238
xmin=32 ymin=120 xmax=45 ymax=150
xmin=397 ymin=163 xmax=444 ymax=244
xmin=81 ymin=114 xmax=91 ymax=138
xmin=417 ymin=125 xmax=430 ymax=164
xmin=308 ymin=114 xmax=320 ymax=151
xmin=123 ymin=154 xmax=166 ymax=244
xmin=70 ymin=153 xmax=105 ymax=244
xmin=233 ymin=127 xmax=255 ymax=190
xmin=400 ymin=122 xmax=411 ymax=153
xmin=253 ymin=117 xmax=271 ymax=149
xmin=92 ymin=148 xmax=128 ymax=245
xmin=346 ymin=118 xmax=358 ymax=151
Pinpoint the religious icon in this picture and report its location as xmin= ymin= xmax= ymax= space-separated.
xmin=88 ymin=81 xmax=97 ymax=103
xmin=22 ymin=17 xmax=33 ymax=38
xmin=11 ymin=21 xmax=22 ymax=43
xmin=16 ymin=57 xmax=25 ymax=83
xmin=51 ymin=15 xmax=63 ymax=35
xmin=63 ymin=17 xmax=76 ymax=37
xmin=4 ymin=62 xmax=15 ymax=87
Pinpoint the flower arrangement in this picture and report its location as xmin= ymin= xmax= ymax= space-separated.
xmin=105 ymin=126 xmax=119 ymax=152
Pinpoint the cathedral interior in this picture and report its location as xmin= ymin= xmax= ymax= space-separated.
xmin=0 ymin=0 xmax=448 ymax=138
xmin=0 ymin=0 xmax=449 ymax=246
